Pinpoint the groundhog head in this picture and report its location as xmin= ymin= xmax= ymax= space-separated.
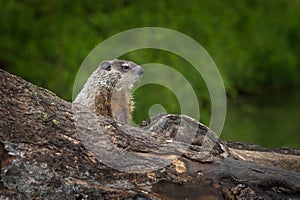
xmin=99 ymin=59 xmax=144 ymax=90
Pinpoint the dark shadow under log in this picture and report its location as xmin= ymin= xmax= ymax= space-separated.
xmin=1 ymin=69 xmax=300 ymax=200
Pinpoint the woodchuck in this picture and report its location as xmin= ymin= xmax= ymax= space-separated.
xmin=74 ymin=59 xmax=144 ymax=124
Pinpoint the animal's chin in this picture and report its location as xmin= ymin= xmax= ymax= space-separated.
xmin=114 ymin=81 xmax=134 ymax=91
xmin=133 ymin=74 xmax=142 ymax=82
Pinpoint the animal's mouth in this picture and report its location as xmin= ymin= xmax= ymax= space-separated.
xmin=115 ymin=66 xmax=144 ymax=90
xmin=133 ymin=66 xmax=144 ymax=81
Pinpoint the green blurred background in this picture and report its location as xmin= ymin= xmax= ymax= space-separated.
xmin=1 ymin=0 xmax=299 ymax=148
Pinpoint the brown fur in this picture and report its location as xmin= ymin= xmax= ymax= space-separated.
xmin=74 ymin=59 xmax=144 ymax=124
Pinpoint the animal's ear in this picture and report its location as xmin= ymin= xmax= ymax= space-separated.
xmin=100 ymin=61 xmax=111 ymax=71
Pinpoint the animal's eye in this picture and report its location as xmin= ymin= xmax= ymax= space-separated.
xmin=122 ymin=63 xmax=130 ymax=71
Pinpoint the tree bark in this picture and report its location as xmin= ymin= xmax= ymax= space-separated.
xmin=1 ymin=69 xmax=300 ymax=200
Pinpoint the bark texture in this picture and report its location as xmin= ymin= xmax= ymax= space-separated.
xmin=1 ymin=69 xmax=300 ymax=200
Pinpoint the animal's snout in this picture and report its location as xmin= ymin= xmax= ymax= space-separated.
xmin=134 ymin=66 xmax=144 ymax=77
xmin=131 ymin=66 xmax=144 ymax=82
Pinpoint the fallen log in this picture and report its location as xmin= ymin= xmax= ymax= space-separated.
xmin=0 ymin=69 xmax=300 ymax=199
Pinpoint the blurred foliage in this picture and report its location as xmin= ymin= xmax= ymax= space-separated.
xmin=1 ymin=0 xmax=300 ymax=125
xmin=221 ymin=89 xmax=300 ymax=148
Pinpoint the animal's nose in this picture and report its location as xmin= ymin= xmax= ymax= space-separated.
xmin=135 ymin=66 xmax=144 ymax=76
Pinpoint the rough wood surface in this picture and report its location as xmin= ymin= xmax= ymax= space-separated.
xmin=1 ymin=69 xmax=300 ymax=200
